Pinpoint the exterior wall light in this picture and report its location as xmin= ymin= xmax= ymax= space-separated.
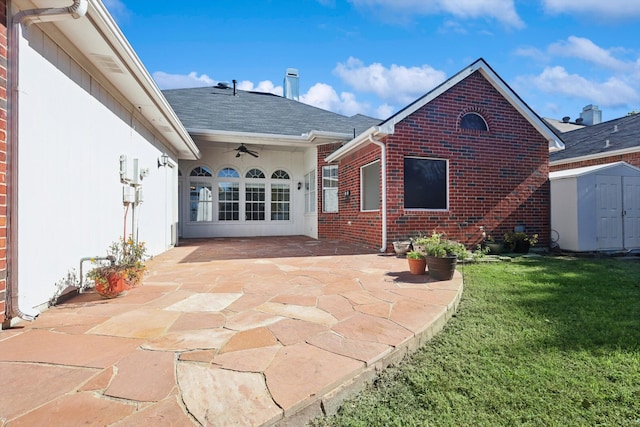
xmin=157 ymin=153 xmax=169 ymax=168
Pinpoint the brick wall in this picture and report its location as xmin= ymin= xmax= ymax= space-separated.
xmin=0 ymin=0 xmax=7 ymax=322
xmin=550 ymin=151 xmax=640 ymax=172
xmin=318 ymin=71 xmax=550 ymax=251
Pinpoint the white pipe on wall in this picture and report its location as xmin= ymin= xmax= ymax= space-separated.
xmin=4 ymin=0 xmax=88 ymax=326
xmin=368 ymin=134 xmax=388 ymax=253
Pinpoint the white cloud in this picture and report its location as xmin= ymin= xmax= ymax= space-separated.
xmin=376 ymin=104 xmax=395 ymax=119
xmin=300 ymin=83 xmax=370 ymax=117
xmin=334 ymin=57 xmax=446 ymax=105
xmin=548 ymin=36 xmax=629 ymax=71
xmin=348 ymin=0 xmax=524 ymax=28
xmin=524 ymin=66 xmax=639 ymax=107
xmin=514 ymin=46 xmax=549 ymax=62
xmin=542 ymin=0 xmax=640 ymax=19
xmin=237 ymin=80 xmax=283 ymax=96
xmin=152 ymin=71 xmax=214 ymax=90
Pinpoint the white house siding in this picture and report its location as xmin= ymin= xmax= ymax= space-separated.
xmin=303 ymin=147 xmax=318 ymax=239
xmin=179 ymin=143 xmax=313 ymax=238
xmin=17 ymin=26 xmax=177 ymax=309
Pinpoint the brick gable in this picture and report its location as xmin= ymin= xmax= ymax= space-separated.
xmin=319 ymin=70 xmax=550 ymax=250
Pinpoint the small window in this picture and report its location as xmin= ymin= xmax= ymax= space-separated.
xmin=190 ymin=166 xmax=213 ymax=177
xmin=246 ymin=168 xmax=265 ymax=179
xmin=322 ymin=165 xmax=338 ymax=213
xmin=272 ymin=169 xmax=290 ymax=180
xmin=304 ymin=170 xmax=316 ymax=213
xmin=361 ymin=161 xmax=381 ymax=211
xmin=404 ymin=157 xmax=448 ymax=210
xmin=219 ymin=167 xmax=239 ymax=178
xmin=460 ymin=112 xmax=488 ymax=131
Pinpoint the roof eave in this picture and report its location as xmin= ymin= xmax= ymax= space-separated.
xmin=34 ymin=0 xmax=200 ymax=160
xmin=325 ymin=125 xmax=392 ymax=163
xmin=188 ymin=129 xmax=354 ymax=147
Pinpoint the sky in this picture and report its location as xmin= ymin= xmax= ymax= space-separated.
xmin=104 ymin=0 xmax=640 ymax=123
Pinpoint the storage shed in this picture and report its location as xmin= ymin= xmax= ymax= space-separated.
xmin=550 ymin=162 xmax=640 ymax=252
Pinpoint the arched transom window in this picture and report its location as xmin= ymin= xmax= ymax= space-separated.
xmin=460 ymin=112 xmax=488 ymax=131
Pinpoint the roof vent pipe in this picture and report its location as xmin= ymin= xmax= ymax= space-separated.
xmin=4 ymin=0 xmax=88 ymax=327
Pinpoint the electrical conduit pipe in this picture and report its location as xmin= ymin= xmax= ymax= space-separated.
xmin=4 ymin=0 xmax=88 ymax=326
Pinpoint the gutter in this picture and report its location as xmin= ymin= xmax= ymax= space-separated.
xmin=324 ymin=126 xmax=391 ymax=253
xmin=4 ymin=0 xmax=88 ymax=327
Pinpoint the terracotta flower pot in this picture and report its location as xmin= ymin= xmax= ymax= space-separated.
xmin=407 ymin=257 xmax=427 ymax=275
xmin=95 ymin=270 xmax=129 ymax=298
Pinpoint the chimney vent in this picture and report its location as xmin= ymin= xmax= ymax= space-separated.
xmin=562 ymin=116 xmax=570 ymax=123
xmin=576 ymin=118 xmax=584 ymax=124
xmin=580 ymin=104 xmax=602 ymax=126
xmin=283 ymin=68 xmax=299 ymax=101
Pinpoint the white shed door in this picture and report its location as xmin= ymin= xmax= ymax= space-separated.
xmin=596 ymin=175 xmax=623 ymax=250
xmin=623 ymin=176 xmax=640 ymax=249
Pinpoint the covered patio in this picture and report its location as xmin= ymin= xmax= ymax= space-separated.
xmin=0 ymin=237 xmax=463 ymax=426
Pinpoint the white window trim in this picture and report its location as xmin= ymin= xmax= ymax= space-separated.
xmin=403 ymin=156 xmax=450 ymax=212
xmin=360 ymin=160 xmax=381 ymax=212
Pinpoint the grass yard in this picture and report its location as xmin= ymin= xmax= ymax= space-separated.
xmin=311 ymin=256 xmax=640 ymax=426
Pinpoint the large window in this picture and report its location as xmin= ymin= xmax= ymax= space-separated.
xmin=404 ymin=157 xmax=448 ymax=210
xmin=322 ymin=165 xmax=338 ymax=213
xmin=218 ymin=167 xmax=240 ymax=221
xmin=271 ymin=170 xmax=291 ymax=221
xmin=304 ymin=170 xmax=316 ymax=213
xmin=361 ymin=161 xmax=380 ymax=211
xmin=189 ymin=166 xmax=214 ymax=222
xmin=187 ymin=165 xmax=293 ymax=223
xmin=404 ymin=157 xmax=449 ymax=210
xmin=245 ymin=168 xmax=266 ymax=221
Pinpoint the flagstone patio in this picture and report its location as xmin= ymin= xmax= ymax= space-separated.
xmin=0 ymin=236 xmax=463 ymax=426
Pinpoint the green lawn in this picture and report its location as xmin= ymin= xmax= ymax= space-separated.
xmin=312 ymin=257 xmax=640 ymax=427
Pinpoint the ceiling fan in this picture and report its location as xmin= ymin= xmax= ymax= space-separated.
xmin=234 ymin=143 xmax=259 ymax=158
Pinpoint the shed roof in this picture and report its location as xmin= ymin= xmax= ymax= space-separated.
xmin=550 ymin=113 xmax=640 ymax=164
xmin=549 ymin=161 xmax=640 ymax=179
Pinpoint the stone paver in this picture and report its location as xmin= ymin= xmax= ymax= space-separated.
xmin=0 ymin=236 xmax=463 ymax=426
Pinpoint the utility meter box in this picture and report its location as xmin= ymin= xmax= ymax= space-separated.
xmin=123 ymin=186 xmax=135 ymax=204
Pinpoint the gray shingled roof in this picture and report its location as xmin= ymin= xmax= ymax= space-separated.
xmin=550 ymin=113 xmax=640 ymax=161
xmin=162 ymin=86 xmax=380 ymax=137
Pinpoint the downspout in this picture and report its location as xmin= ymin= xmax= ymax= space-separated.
xmin=368 ymin=135 xmax=387 ymax=252
xmin=5 ymin=0 xmax=88 ymax=326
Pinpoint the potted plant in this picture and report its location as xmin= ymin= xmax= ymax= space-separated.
xmin=504 ymin=231 xmax=538 ymax=253
xmin=483 ymin=234 xmax=504 ymax=255
xmin=392 ymin=240 xmax=412 ymax=255
xmin=87 ymin=235 xmax=148 ymax=298
xmin=411 ymin=234 xmax=429 ymax=254
xmin=421 ymin=231 xmax=470 ymax=281
xmin=406 ymin=250 xmax=427 ymax=275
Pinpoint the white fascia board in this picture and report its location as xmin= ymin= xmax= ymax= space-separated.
xmin=549 ymin=161 xmax=640 ymax=180
xmin=550 ymin=146 xmax=640 ymax=167
xmin=188 ymin=129 xmax=353 ymax=148
xmin=324 ymin=125 xmax=391 ymax=163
